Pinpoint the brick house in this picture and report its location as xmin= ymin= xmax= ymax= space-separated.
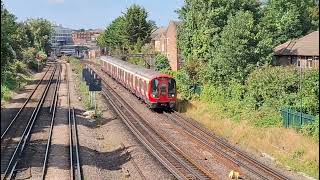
xmin=72 ymin=29 xmax=103 ymax=46
xmin=273 ymin=31 xmax=319 ymax=69
xmin=150 ymin=21 xmax=182 ymax=71
xmin=150 ymin=27 xmax=166 ymax=52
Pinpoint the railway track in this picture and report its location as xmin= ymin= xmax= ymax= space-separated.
xmin=41 ymin=62 xmax=61 ymax=179
xmin=1 ymin=66 xmax=51 ymax=140
xmin=67 ymin=64 xmax=83 ymax=180
xmin=88 ymin=61 xmax=291 ymax=180
xmin=1 ymin=63 xmax=83 ymax=180
xmin=99 ymin=77 xmax=214 ymax=180
xmin=1 ymin=65 xmax=57 ymax=180
xmin=40 ymin=62 xmax=82 ymax=180
xmin=164 ymin=112 xmax=289 ymax=180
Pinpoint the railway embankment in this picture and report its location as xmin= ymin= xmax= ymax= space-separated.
xmin=161 ymin=66 xmax=319 ymax=179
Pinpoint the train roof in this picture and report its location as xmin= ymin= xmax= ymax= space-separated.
xmin=100 ymin=56 xmax=171 ymax=80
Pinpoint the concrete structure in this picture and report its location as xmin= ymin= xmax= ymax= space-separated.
xmin=51 ymin=24 xmax=74 ymax=56
xmin=150 ymin=21 xmax=182 ymax=71
xmin=273 ymin=31 xmax=319 ymax=69
xmin=51 ymin=24 xmax=74 ymax=47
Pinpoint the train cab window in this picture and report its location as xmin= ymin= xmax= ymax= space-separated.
xmin=168 ymin=78 xmax=176 ymax=98
xmin=151 ymin=79 xmax=159 ymax=98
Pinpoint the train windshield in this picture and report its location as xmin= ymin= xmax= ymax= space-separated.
xmin=168 ymin=78 xmax=176 ymax=97
xmin=151 ymin=79 xmax=159 ymax=98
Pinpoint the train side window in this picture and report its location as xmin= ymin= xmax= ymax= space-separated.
xmin=143 ymin=81 xmax=147 ymax=92
xmin=135 ymin=76 xmax=138 ymax=87
xmin=139 ymin=79 xmax=141 ymax=90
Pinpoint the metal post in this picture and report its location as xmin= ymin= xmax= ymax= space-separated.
xmin=89 ymin=91 xmax=92 ymax=108
xmin=299 ymin=60 xmax=303 ymax=126
xmin=94 ymin=92 xmax=97 ymax=113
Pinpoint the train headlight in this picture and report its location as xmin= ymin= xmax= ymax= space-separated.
xmin=171 ymin=94 xmax=175 ymax=97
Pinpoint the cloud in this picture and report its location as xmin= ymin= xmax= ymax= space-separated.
xmin=48 ymin=0 xmax=65 ymax=4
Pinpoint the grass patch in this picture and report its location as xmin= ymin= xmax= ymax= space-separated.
xmin=69 ymin=57 xmax=102 ymax=118
xmin=178 ymin=99 xmax=319 ymax=178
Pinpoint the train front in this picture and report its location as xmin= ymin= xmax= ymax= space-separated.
xmin=148 ymin=76 xmax=176 ymax=109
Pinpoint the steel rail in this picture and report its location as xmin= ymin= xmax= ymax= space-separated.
xmin=41 ymin=64 xmax=61 ymax=180
xmin=101 ymin=82 xmax=211 ymax=180
xmin=89 ymin=63 xmax=212 ymax=179
xmin=101 ymin=88 xmax=187 ymax=179
xmin=72 ymin=107 xmax=82 ymax=180
xmin=1 ymin=66 xmax=51 ymax=141
xmin=67 ymin=64 xmax=74 ymax=180
xmin=166 ymin=112 xmax=289 ymax=180
xmin=49 ymin=65 xmax=60 ymax=113
xmin=2 ymin=65 xmax=57 ymax=180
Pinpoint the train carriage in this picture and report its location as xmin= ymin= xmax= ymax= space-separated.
xmin=100 ymin=56 xmax=176 ymax=109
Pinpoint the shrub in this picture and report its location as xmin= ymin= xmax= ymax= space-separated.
xmin=245 ymin=66 xmax=319 ymax=116
xmin=155 ymin=54 xmax=171 ymax=71
xmin=300 ymin=116 xmax=319 ymax=142
xmin=22 ymin=47 xmax=37 ymax=62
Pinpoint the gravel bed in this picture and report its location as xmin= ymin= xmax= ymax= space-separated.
xmin=70 ymin=61 xmax=174 ymax=180
xmin=88 ymin=61 xmax=309 ymax=180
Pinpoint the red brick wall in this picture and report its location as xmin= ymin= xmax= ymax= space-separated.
xmin=165 ymin=22 xmax=179 ymax=71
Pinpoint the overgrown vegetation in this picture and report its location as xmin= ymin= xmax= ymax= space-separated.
xmin=173 ymin=0 xmax=319 ymax=177
xmin=175 ymin=0 xmax=319 ymax=138
xmin=1 ymin=2 xmax=53 ymax=102
xmin=155 ymin=54 xmax=171 ymax=71
xmin=69 ymin=57 xmax=103 ymax=120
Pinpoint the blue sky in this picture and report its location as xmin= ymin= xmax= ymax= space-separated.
xmin=3 ymin=0 xmax=184 ymax=30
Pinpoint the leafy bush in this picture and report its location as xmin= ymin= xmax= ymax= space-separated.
xmin=245 ymin=66 xmax=319 ymax=116
xmin=1 ymin=61 xmax=30 ymax=101
xmin=155 ymin=54 xmax=171 ymax=71
xmin=22 ymin=47 xmax=37 ymax=62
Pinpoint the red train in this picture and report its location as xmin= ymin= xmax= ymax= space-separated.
xmin=100 ymin=56 xmax=176 ymax=109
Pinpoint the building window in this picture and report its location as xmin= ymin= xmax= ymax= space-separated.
xmin=290 ymin=56 xmax=297 ymax=66
xmin=307 ymin=57 xmax=313 ymax=68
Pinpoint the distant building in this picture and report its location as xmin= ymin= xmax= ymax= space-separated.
xmin=51 ymin=24 xmax=74 ymax=47
xmin=150 ymin=21 xmax=182 ymax=71
xmin=273 ymin=31 xmax=319 ymax=69
xmin=150 ymin=27 xmax=166 ymax=52
xmin=50 ymin=24 xmax=74 ymax=56
xmin=72 ymin=29 xmax=103 ymax=47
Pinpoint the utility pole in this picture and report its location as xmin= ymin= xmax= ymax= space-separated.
xmin=299 ymin=59 xmax=303 ymax=125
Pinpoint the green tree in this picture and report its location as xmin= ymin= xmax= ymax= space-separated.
xmin=177 ymin=0 xmax=260 ymax=64
xmin=256 ymin=0 xmax=319 ymax=64
xmin=25 ymin=18 xmax=53 ymax=54
xmin=1 ymin=3 xmax=18 ymax=68
xmin=155 ymin=54 xmax=171 ymax=71
xmin=96 ymin=32 xmax=107 ymax=48
xmin=104 ymin=16 xmax=128 ymax=55
xmin=206 ymin=10 xmax=258 ymax=85
xmin=124 ymin=4 xmax=155 ymax=51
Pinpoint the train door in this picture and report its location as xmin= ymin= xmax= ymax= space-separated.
xmin=158 ymin=78 xmax=169 ymax=101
